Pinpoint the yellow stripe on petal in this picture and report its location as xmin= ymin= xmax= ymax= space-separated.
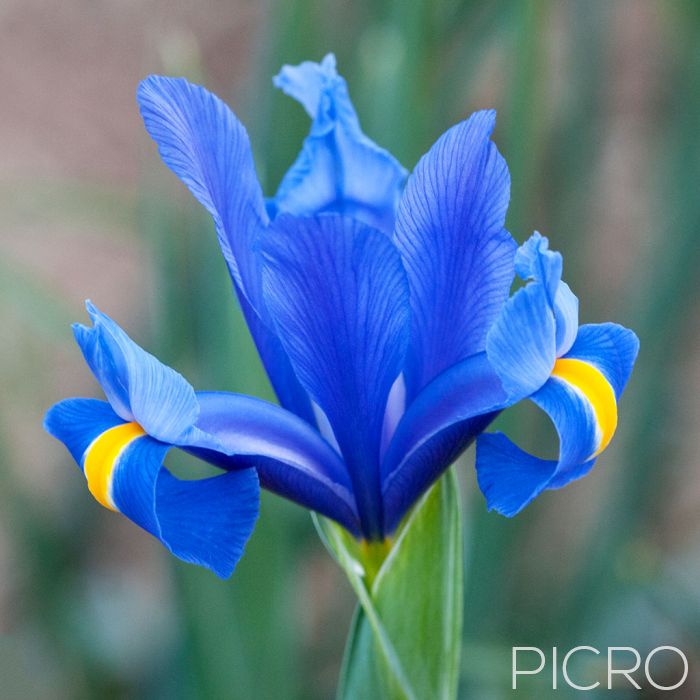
xmin=83 ymin=422 xmax=146 ymax=511
xmin=551 ymin=358 xmax=618 ymax=458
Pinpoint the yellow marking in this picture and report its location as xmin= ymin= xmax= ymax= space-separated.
xmin=551 ymin=358 xmax=617 ymax=458
xmin=83 ymin=422 xmax=146 ymax=511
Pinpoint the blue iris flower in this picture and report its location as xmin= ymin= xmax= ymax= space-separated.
xmin=45 ymin=55 xmax=638 ymax=577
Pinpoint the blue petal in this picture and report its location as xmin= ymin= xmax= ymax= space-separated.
xmin=554 ymin=282 xmax=579 ymax=356
xmin=474 ymin=433 xmax=560 ymax=516
xmin=564 ymin=322 xmax=639 ymax=397
xmin=238 ymin=292 xmax=315 ymax=423
xmin=137 ymin=75 xmax=268 ymax=308
xmin=381 ymin=352 xmax=509 ymax=531
xmin=44 ymin=398 xmax=122 ymax=465
xmin=192 ymin=391 xmax=360 ymax=534
xmin=394 ymin=111 xmax=516 ymax=395
xmin=111 ymin=436 xmax=259 ymax=578
xmin=45 ymin=397 xmax=259 ymax=577
xmin=475 ymin=375 xmax=601 ymax=517
xmin=485 ymin=281 xmax=557 ymax=400
xmin=273 ymin=53 xmax=338 ymax=118
xmin=477 ymin=312 xmax=639 ymax=517
xmin=485 ymin=232 xmax=583 ymax=400
xmin=514 ymin=231 xmax=562 ymax=300
xmin=513 ymin=232 xmax=579 ymax=356
xmin=261 ymin=214 xmax=410 ymax=538
xmin=271 ymin=54 xmax=407 ymax=233
xmin=138 ymin=75 xmax=313 ymax=421
xmin=73 ymin=302 xmax=201 ymax=443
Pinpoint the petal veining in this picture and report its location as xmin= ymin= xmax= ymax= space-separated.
xmin=261 ymin=213 xmax=410 ymax=537
xmin=395 ymin=111 xmax=515 ymax=395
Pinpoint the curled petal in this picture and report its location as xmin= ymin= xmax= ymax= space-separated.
xmin=44 ymin=398 xmax=259 ymax=578
xmin=44 ymin=398 xmax=124 ymax=466
xmin=564 ymin=322 xmax=639 ymax=397
xmin=514 ymin=231 xmax=562 ymax=301
xmin=271 ymin=54 xmax=407 ymax=233
xmin=517 ymin=233 xmax=579 ymax=356
xmin=476 ymin=322 xmax=639 ymax=516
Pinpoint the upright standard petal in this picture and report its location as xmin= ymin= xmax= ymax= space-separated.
xmin=381 ymin=352 xmax=509 ymax=532
xmin=270 ymin=54 xmax=407 ymax=233
xmin=138 ymin=75 xmax=313 ymax=422
xmin=44 ymin=399 xmax=259 ymax=578
xmin=137 ymin=75 xmax=268 ymax=308
xmin=476 ymin=323 xmax=639 ymax=516
xmin=395 ymin=111 xmax=516 ymax=396
xmin=261 ymin=214 xmax=410 ymax=538
xmin=73 ymin=302 xmax=201 ymax=443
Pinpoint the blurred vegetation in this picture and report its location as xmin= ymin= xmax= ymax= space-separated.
xmin=2 ymin=0 xmax=700 ymax=698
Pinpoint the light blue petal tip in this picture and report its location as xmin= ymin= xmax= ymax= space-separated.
xmin=476 ymin=108 xmax=497 ymax=132
xmin=83 ymin=300 xmax=112 ymax=331
xmin=272 ymin=54 xmax=344 ymax=119
xmin=71 ymin=322 xmax=88 ymax=339
xmin=514 ymin=231 xmax=561 ymax=285
xmin=321 ymin=53 xmax=337 ymax=71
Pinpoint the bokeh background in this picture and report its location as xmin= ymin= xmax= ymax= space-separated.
xmin=2 ymin=0 xmax=699 ymax=697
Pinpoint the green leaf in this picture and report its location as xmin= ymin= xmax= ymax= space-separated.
xmin=314 ymin=467 xmax=463 ymax=700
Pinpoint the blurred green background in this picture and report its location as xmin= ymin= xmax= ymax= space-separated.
xmin=1 ymin=0 xmax=699 ymax=697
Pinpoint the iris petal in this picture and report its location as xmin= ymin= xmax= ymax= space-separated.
xmin=475 ymin=375 xmax=599 ymax=517
xmin=138 ymin=75 xmax=313 ymax=420
xmin=45 ymin=398 xmax=259 ymax=577
xmin=238 ymin=293 xmax=314 ymax=423
xmin=474 ymin=433 xmax=560 ymax=517
xmin=394 ymin=111 xmax=516 ymax=395
xmin=564 ymin=322 xmax=639 ymax=397
xmin=485 ymin=232 xmax=583 ymax=400
xmin=111 ymin=436 xmax=259 ymax=579
xmin=514 ymin=231 xmax=562 ymax=301
xmin=512 ymin=232 xmax=579 ymax=356
xmin=381 ymin=352 xmax=509 ymax=532
xmin=44 ymin=398 xmax=125 ymax=465
xmin=192 ymin=391 xmax=360 ymax=534
xmin=273 ymin=53 xmax=337 ymax=118
xmin=261 ymin=213 xmax=410 ymax=537
xmin=476 ymin=322 xmax=638 ymax=516
xmin=137 ymin=75 xmax=268 ymax=308
xmin=485 ymin=282 xmax=557 ymax=400
xmin=73 ymin=302 xmax=201 ymax=443
xmin=271 ymin=54 xmax=407 ymax=233
xmin=554 ymin=281 xmax=579 ymax=356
